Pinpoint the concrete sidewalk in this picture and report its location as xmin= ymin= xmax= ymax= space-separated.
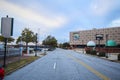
xmin=74 ymin=49 xmax=120 ymax=63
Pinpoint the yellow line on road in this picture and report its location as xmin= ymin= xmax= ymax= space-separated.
xmin=67 ymin=54 xmax=110 ymax=80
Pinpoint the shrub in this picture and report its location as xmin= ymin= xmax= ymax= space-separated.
xmin=106 ymin=55 xmax=108 ymax=58
xmin=90 ymin=50 xmax=97 ymax=55
xmin=86 ymin=50 xmax=91 ymax=54
xmin=118 ymin=54 xmax=120 ymax=60
xmin=98 ymin=52 xmax=106 ymax=57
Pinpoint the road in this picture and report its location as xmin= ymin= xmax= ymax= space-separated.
xmin=5 ymin=48 xmax=120 ymax=80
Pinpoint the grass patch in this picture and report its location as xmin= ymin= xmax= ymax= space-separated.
xmin=5 ymin=56 xmax=39 ymax=75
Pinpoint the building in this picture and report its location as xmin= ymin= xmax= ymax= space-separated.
xmin=70 ymin=27 xmax=120 ymax=48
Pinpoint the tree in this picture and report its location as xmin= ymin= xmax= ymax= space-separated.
xmin=62 ymin=42 xmax=70 ymax=49
xmin=16 ymin=28 xmax=36 ymax=53
xmin=42 ymin=35 xmax=57 ymax=48
xmin=0 ymin=35 xmax=14 ymax=43
xmin=58 ymin=43 xmax=63 ymax=48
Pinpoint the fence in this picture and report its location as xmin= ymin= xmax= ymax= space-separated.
xmin=85 ymin=47 xmax=120 ymax=53
xmin=0 ymin=48 xmax=20 ymax=58
xmin=96 ymin=48 xmax=120 ymax=53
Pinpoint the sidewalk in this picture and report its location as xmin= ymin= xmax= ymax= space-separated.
xmin=74 ymin=49 xmax=120 ymax=63
xmin=0 ymin=51 xmax=46 ymax=65
xmin=0 ymin=56 xmax=30 ymax=65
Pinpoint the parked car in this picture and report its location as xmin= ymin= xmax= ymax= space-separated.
xmin=34 ymin=48 xmax=42 ymax=51
xmin=48 ymin=48 xmax=55 ymax=51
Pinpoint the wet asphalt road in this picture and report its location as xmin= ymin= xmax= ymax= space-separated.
xmin=5 ymin=48 xmax=120 ymax=80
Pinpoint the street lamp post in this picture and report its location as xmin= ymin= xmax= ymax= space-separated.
xmin=35 ymin=33 xmax=38 ymax=57
xmin=44 ymin=39 xmax=46 ymax=55
xmin=20 ymin=36 xmax=23 ymax=56
xmin=44 ymin=34 xmax=47 ymax=55
xmin=96 ymin=34 xmax=103 ymax=52
xmin=98 ymin=38 xmax=101 ymax=51
xmin=82 ymin=40 xmax=84 ymax=53
xmin=106 ymin=34 xmax=108 ymax=46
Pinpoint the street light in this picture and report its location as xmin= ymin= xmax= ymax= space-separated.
xmin=82 ymin=40 xmax=84 ymax=53
xmin=96 ymin=34 xmax=103 ymax=52
xmin=35 ymin=33 xmax=38 ymax=57
xmin=105 ymin=34 xmax=108 ymax=46
xmin=20 ymin=36 xmax=23 ymax=56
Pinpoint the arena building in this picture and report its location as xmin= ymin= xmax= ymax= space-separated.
xmin=70 ymin=27 xmax=120 ymax=48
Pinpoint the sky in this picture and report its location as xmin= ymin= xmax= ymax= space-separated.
xmin=0 ymin=0 xmax=120 ymax=43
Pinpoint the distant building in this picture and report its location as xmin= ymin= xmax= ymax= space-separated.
xmin=70 ymin=27 xmax=120 ymax=48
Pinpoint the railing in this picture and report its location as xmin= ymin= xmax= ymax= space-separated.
xmin=96 ymin=48 xmax=120 ymax=53
xmin=85 ymin=47 xmax=120 ymax=53
xmin=0 ymin=48 xmax=20 ymax=58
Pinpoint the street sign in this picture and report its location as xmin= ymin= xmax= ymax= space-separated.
xmin=1 ymin=16 xmax=14 ymax=67
xmin=1 ymin=17 xmax=14 ymax=38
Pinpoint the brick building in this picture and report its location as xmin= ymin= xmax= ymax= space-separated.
xmin=70 ymin=27 xmax=120 ymax=48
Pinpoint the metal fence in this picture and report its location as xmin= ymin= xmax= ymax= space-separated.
xmin=0 ymin=48 xmax=20 ymax=58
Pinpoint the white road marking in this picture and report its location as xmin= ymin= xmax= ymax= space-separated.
xmin=53 ymin=62 xmax=56 ymax=69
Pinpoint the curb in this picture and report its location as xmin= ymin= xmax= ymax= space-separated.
xmin=75 ymin=51 xmax=120 ymax=63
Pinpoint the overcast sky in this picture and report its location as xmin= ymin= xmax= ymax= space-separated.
xmin=0 ymin=0 xmax=120 ymax=43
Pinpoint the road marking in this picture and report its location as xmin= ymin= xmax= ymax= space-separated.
xmin=67 ymin=54 xmax=110 ymax=80
xmin=53 ymin=62 xmax=56 ymax=69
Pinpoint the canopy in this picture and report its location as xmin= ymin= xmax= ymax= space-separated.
xmin=87 ymin=41 xmax=96 ymax=47
xmin=106 ymin=40 xmax=117 ymax=47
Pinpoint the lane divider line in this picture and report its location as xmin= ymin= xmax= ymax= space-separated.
xmin=53 ymin=62 xmax=56 ymax=69
xmin=67 ymin=54 xmax=110 ymax=80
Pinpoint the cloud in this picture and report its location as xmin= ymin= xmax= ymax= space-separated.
xmin=108 ymin=19 xmax=120 ymax=27
xmin=90 ymin=0 xmax=116 ymax=16
xmin=0 ymin=0 xmax=67 ymax=29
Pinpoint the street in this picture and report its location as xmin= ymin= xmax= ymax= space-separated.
xmin=5 ymin=48 xmax=120 ymax=80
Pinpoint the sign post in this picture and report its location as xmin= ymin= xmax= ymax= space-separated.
xmin=1 ymin=15 xmax=14 ymax=67
xmin=3 ymin=38 xmax=7 ymax=67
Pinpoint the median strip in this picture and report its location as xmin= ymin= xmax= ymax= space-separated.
xmin=67 ymin=54 xmax=110 ymax=80
xmin=5 ymin=56 xmax=39 ymax=75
